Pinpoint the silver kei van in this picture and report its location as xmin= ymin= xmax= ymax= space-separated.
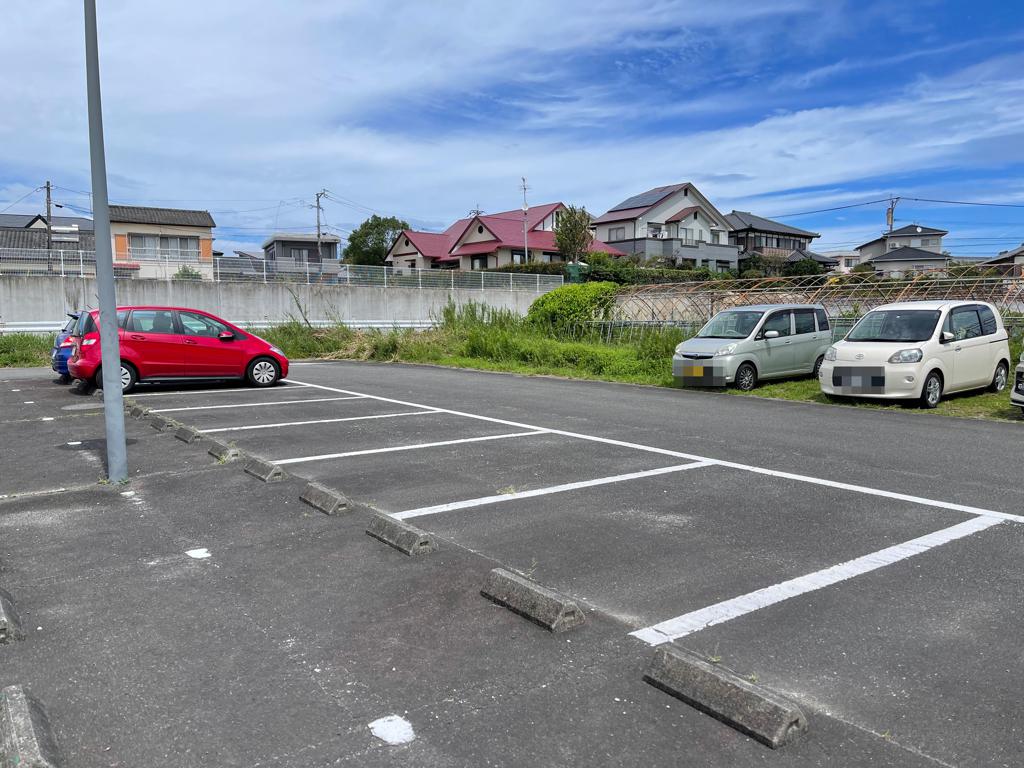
xmin=673 ymin=304 xmax=833 ymax=390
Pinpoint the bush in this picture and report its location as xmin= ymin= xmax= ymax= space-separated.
xmin=258 ymin=320 xmax=353 ymax=358
xmin=0 ymin=333 xmax=54 ymax=367
xmin=173 ymin=264 xmax=202 ymax=281
xmin=526 ymin=282 xmax=618 ymax=327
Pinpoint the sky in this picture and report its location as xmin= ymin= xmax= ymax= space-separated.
xmin=2 ymin=0 xmax=1024 ymax=257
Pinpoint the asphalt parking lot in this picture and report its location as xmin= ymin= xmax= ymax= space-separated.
xmin=2 ymin=361 xmax=1022 ymax=766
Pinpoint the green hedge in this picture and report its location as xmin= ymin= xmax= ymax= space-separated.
xmin=526 ymin=282 xmax=618 ymax=326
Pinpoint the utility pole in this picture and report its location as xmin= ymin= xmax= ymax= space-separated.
xmin=84 ymin=0 xmax=128 ymax=482
xmin=45 ymin=180 xmax=53 ymax=274
xmin=520 ymin=177 xmax=529 ymax=264
xmin=314 ymin=189 xmax=326 ymax=261
xmin=45 ymin=181 xmax=53 ymax=250
xmin=886 ymin=196 xmax=900 ymax=232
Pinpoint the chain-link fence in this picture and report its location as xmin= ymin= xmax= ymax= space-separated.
xmin=615 ymin=271 xmax=1024 ymax=324
xmin=0 ymin=248 xmax=563 ymax=294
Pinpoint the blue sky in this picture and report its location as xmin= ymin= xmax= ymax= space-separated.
xmin=2 ymin=0 xmax=1024 ymax=257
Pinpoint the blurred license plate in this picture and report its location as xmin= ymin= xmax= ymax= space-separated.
xmin=687 ymin=365 xmax=704 ymax=377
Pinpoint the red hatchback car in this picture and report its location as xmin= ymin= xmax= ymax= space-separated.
xmin=68 ymin=306 xmax=289 ymax=392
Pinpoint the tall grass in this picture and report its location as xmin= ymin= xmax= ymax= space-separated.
xmin=0 ymin=333 xmax=54 ymax=367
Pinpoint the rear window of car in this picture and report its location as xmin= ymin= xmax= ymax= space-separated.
xmin=815 ymin=308 xmax=829 ymax=331
xmin=127 ymin=310 xmax=177 ymax=334
xmin=978 ymin=305 xmax=997 ymax=335
xmin=793 ymin=309 xmax=816 ymax=335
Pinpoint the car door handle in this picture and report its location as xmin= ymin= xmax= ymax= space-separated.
xmin=129 ymin=334 xmax=145 ymax=340
xmin=183 ymin=339 xmax=197 ymax=345
xmin=783 ymin=340 xmax=792 ymax=344
xmin=955 ymin=346 xmax=962 ymax=352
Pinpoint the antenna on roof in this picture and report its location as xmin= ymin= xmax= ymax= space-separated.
xmin=468 ymin=204 xmax=485 ymax=217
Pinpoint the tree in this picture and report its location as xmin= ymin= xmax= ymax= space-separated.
xmin=343 ymin=215 xmax=410 ymax=266
xmin=781 ymin=257 xmax=824 ymax=276
xmin=850 ymin=262 xmax=876 ymax=274
xmin=553 ymin=205 xmax=593 ymax=264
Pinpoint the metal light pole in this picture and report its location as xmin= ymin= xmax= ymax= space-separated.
xmin=84 ymin=0 xmax=128 ymax=481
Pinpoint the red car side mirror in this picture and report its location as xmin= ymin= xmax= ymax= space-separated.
xmin=218 ymin=331 xmax=235 ymax=341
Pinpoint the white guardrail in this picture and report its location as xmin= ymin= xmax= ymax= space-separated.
xmin=0 ymin=248 xmax=563 ymax=293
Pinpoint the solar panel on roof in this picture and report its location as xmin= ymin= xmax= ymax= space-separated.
xmin=609 ymin=185 xmax=684 ymax=212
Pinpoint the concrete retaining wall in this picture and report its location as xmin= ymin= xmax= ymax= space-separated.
xmin=0 ymin=276 xmax=543 ymax=330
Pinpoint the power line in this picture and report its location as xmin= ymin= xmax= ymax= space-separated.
xmin=0 ymin=186 xmax=43 ymax=213
xmin=903 ymin=196 xmax=1024 ymax=209
xmin=768 ymin=197 xmax=891 ymax=218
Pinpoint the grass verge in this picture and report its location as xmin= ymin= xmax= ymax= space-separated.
xmin=0 ymin=333 xmax=54 ymax=368
xmin=217 ymin=308 xmax=1024 ymax=424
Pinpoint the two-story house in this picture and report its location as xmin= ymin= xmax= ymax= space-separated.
xmin=854 ymin=224 xmax=950 ymax=275
xmin=385 ymin=203 xmax=622 ymax=271
xmin=591 ymin=183 xmax=740 ymax=270
xmin=110 ymin=205 xmax=217 ymax=279
xmin=262 ymin=232 xmax=341 ymax=263
xmin=724 ymin=211 xmax=836 ymax=270
xmin=855 ymin=224 xmax=947 ymax=260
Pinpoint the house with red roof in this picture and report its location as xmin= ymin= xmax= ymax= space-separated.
xmin=385 ymin=203 xmax=623 ymax=271
xmin=592 ymin=182 xmax=741 ymax=270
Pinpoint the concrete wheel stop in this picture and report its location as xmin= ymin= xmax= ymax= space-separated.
xmin=366 ymin=514 xmax=437 ymax=556
xmin=174 ymin=424 xmax=203 ymax=444
xmin=0 ymin=685 xmax=61 ymax=768
xmin=299 ymin=482 xmax=349 ymax=515
xmin=642 ymin=644 xmax=807 ymax=749
xmin=0 ymin=588 xmax=24 ymax=644
xmin=480 ymin=568 xmax=585 ymax=633
xmin=243 ymin=457 xmax=285 ymax=483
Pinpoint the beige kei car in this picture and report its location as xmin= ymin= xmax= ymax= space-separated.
xmin=819 ymin=300 xmax=1011 ymax=408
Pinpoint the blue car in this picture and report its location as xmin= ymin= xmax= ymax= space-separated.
xmin=51 ymin=312 xmax=80 ymax=383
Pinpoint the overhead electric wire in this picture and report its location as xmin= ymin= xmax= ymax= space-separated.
xmin=0 ymin=186 xmax=43 ymax=213
xmin=903 ymin=196 xmax=1024 ymax=209
xmin=768 ymin=197 xmax=892 ymax=218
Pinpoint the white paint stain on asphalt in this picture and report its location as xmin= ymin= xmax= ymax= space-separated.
xmin=368 ymin=715 xmax=415 ymax=745
xmin=186 ymin=548 xmax=211 ymax=559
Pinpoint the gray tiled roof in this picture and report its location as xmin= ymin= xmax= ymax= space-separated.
xmin=0 ymin=228 xmax=95 ymax=250
xmin=866 ymin=246 xmax=949 ymax=263
xmin=725 ymin=211 xmax=818 ymax=238
xmin=0 ymin=213 xmax=95 ymax=231
xmin=786 ymin=248 xmax=837 ymax=265
xmin=108 ymin=205 xmax=216 ymax=228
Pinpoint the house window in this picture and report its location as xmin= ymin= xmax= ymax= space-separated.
xmin=470 ymin=255 xmax=488 ymax=270
xmin=608 ymin=226 xmax=626 ymax=241
xmin=291 ymin=248 xmax=310 ymax=262
xmin=406 ymin=259 xmax=416 ymax=269
xmin=511 ymin=249 xmax=528 ymax=265
xmin=845 ymin=258 xmax=856 ymax=268
xmin=711 ymin=232 xmax=721 ymax=244
xmin=477 ymin=225 xmax=484 ymax=234
xmin=715 ymin=260 xmax=732 ymax=272
xmin=129 ymin=234 xmax=199 ymax=260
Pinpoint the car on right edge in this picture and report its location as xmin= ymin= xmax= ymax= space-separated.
xmin=819 ymin=300 xmax=1011 ymax=409
xmin=1012 ymin=351 xmax=1024 ymax=414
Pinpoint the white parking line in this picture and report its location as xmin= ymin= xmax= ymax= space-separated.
xmin=272 ymin=430 xmax=548 ymax=466
xmin=394 ymin=461 xmax=715 ymax=521
xmin=130 ymin=385 xmax=304 ymax=398
xmin=202 ymin=410 xmax=441 ymax=434
xmin=150 ymin=396 xmax=364 ymax=413
xmin=630 ymin=515 xmax=1001 ymax=646
xmin=285 ymin=378 xmax=1024 ymax=525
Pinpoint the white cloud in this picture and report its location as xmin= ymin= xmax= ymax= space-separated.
xmin=1 ymin=0 xmax=1023 ymax=254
